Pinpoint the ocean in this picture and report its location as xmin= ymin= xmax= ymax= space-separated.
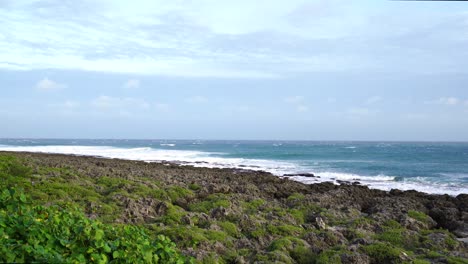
xmin=0 ymin=139 xmax=467 ymax=196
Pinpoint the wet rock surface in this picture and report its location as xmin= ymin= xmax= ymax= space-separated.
xmin=2 ymin=151 xmax=467 ymax=263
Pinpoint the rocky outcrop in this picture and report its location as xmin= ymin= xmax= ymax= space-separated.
xmin=3 ymin=151 xmax=467 ymax=263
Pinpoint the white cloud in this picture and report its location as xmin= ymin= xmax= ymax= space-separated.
xmin=404 ymin=113 xmax=428 ymax=121
xmin=92 ymin=96 xmax=150 ymax=109
xmin=48 ymin=100 xmax=80 ymax=109
xmin=236 ymin=105 xmax=250 ymax=112
xmin=296 ymin=105 xmax=309 ymax=112
xmin=2 ymin=1 xmax=468 ymax=77
xmin=366 ymin=96 xmax=382 ymax=105
xmin=426 ymin=97 xmax=459 ymax=106
xmin=123 ymin=79 xmax=140 ymax=89
xmin=285 ymin=96 xmax=308 ymax=112
xmin=36 ymin=78 xmax=65 ymax=91
xmin=155 ymin=103 xmax=170 ymax=112
xmin=62 ymin=100 xmax=80 ymax=108
xmin=186 ymin=96 xmax=208 ymax=103
xmin=284 ymin=96 xmax=304 ymax=104
xmin=346 ymin=107 xmax=378 ymax=117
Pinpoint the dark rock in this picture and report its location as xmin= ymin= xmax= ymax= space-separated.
xmin=430 ymin=207 xmax=461 ymax=231
xmin=340 ymin=253 xmax=370 ymax=264
xmin=211 ymin=207 xmax=228 ymax=219
xmin=282 ymin=173 xmax=316 ymax=177
xmin=337 ymin=180 xmax=351 ymax=185
xmin=314 ymin=216 xmax=327 ymax=230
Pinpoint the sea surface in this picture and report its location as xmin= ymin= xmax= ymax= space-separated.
xmin=1 ymin=139 xmax=467 ymax=195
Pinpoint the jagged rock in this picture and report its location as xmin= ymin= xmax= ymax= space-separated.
xmin=283 ymin=173 xmax=316 ymax=177
xmin=341 ymin=253 xmax=370 ymax=264
xmin=315 ymin=216 xmax=327 ymax=230
xmin=453 ymin=223 xmax=468 ymax=238
xmin=430 ymin=207 xmax=462 ymax=231
xmin=211 ymin=207 xmax=228 ymax=219
xmin=4 ymin=151 xmax=468 ymax=264
xmin=400 ymin=215 xmax=437 ymax=231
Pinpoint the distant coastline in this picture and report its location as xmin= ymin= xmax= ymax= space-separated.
xmin=1 ymin=139 xmax=467 ymax=196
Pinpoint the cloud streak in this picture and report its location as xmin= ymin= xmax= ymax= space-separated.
xmin=1 ymin=1 xmax=468 ymax=77
xmin=36 ymin=78 xmax=66 ymax=91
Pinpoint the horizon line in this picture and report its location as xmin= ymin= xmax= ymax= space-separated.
xmin=1 ymin=137 xmax=468 ymax=144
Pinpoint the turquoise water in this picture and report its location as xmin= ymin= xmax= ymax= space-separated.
xmin=1 ymin=139 xmax=467 ymax=195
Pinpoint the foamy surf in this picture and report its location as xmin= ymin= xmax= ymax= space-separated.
xmin=0 ymin=144 xmax=466 ymax=196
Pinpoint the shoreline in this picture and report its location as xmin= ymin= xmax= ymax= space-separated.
xmin=1 ymin=148 xmax=466 ymax=197
xmin=1 ymin=150 xmax=467 ymax=262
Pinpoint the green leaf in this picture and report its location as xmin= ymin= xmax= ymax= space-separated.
xmin=94 ymin=229 xmax=104 ymax=241
xmin=103 ymin=244 xmax=111 ymax=253
xmin=112 ymin=251 xmax=120 ymax=259
xmin=19 ymin=194 xmax=26 ymax=203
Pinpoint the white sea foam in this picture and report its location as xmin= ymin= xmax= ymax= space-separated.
xmin=160 ymin=143 xmax=176 ymax=147
xmin=0 ymin=145 xmax=466 ymax=195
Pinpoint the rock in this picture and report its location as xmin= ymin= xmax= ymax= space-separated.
xmin=340 ymin=253 xmax=370 ymax=264
xmin=211 ymin=207 xmax=228 ymax=219
xmin=337 ymin=180 xmax=351 ymax=185
xmin=399 ymin=252 xmax=412 ymax=262
xmin=315 ymin=216 xmax=327 ymax=230
xmin=283 ymin=173 xmax=316 ymax=177
xmin=181 ymin=215 xmax=194 ymax=226
xmin=351 ymin=238 xmax=369 ymax=245
xmin=453 ymin=224 xmax=468 ymax=238
xmin=400 ymin=215 xmax=437 ymax=231
xmin=430 ymin=207 xmax=461 ymax=231
xmin=457 ymin=237 xmax=468 ymax=243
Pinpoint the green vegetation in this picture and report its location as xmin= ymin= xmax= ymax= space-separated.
xmin=408 ymin=210 xmax=429 ymax=223
xmin=362 ymin=242 xmax=404 ymax=263
xmin=188 ymin=194 xmax=230 ymax=213
xmin=0 ymin=188 xmax=186 ymax=263
xmin=0 ymin=153 xmax=465 ymax=263
xmin=315 ymin=249 xmax=343 ymax=264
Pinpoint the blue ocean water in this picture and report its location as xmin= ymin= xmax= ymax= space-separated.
xmin=0 ymin=139 xmax=467 ymax=195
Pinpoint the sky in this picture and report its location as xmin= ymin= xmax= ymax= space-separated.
xmin=1 ymin=0 xmax=468 ymax=141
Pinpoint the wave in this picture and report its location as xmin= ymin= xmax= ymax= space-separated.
xmin=160 ymin=144 xmax=176 ymax=147
xmin=0 ymin=145 xmax=466 ymax=195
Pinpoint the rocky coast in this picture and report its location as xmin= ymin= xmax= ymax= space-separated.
xmin=1 ymin=151 xmax=467 ymax=263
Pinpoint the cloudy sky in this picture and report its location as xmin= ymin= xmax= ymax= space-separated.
xmin=1 ymin=0 xmax=468 ymax=140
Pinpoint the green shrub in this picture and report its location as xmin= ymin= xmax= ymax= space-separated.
xmin=242 ymin=198 xmax=266 ymax=214
xmin=408 ymin=210 xmax=429 ymax=223
xmin=290 ymin=246 xmax=315 ymax=264
xmin=413 ymin=259 xmax=431 ymax=264
xmin=0 ymin=188 xmax=187 ymax=263
xmin=188 ymin=183 xmax=201 ymax=191
xmin=0 ymin=155 xmax=31 ymax=178
xmin=158 ymin=203 xmax=187 ymax=225
xmin=157 ymin=226 xmax=208 ymax=248
xmin=288 ymin=209 xmax=305 ymax=224
xmin=188 ymin=194 xmax=230 ymax=213
xmin=267 ymin=224 xmax=304 ymax=236
xmin=315 ymin=249 xmax=342 ymax=264
xmin=383 ymin=219 xmax=402 ymax=229
xmin=269 ymin=237 xmax=293 ymax=251
xmin=167 ymin=186 xmax=194 ymax=202
xmin=218 ymin=221 xmax=239 ymax=237
xmin=447 ymin=256 xmax=468 ymax=264
xmin=375 ymin=229 xmax=404 ymax=246
xmin=362 ymin=242 xmax=403 ymax=263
